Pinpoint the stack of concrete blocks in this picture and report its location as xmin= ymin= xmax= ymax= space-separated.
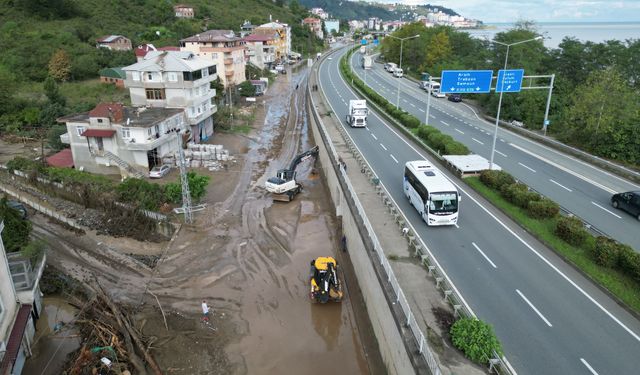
xmin=162 ymin=144 xmax=231 ymax=171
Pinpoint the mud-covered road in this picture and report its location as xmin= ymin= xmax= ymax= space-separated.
xmin=31 ymin=65 xmax=384 ymax=374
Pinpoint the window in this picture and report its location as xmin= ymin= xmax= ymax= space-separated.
xmin=208 ymin=65 xmax=216 ymax=76
xmin=132 ymin=71 xmax=140 ymax=81
xmin=76 ymin=126 xmax=85 ymax=137
xmin=121 ymin=127 xmax=131 ymax=138
xmin=183 ymin=70 xmax=202 ymax=81
xmin=145 ymin=88 xmax=165 ymax=100
xmin=147 ymin=72 xmax=153 ymax=81
xmin=168 ymin=72 xmax=178 ymax=82
xmin=97 ymin=119 xmax=103 ymax=123
xmin=202 ymin=68 xmax=209 ymax=77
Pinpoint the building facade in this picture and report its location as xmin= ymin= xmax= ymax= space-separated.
xmin=0 ymin=221 xmax=45 ymax=375
xmin=254 ymin=21 xmax=291 ymax=60
xmin=96 ymin=35 xmax=132 ymax=51
xmin=324 ymin=19 xmax=340 ymax=35
xmin=302 ymin=17 xmax=323 ymax=40
xmin=180 ymin=30 xmax=246 ymax=88
xmin=243 ymin=34 xmax=276 ymax=70
xmin=59 ymin=103 xmax=188 ymax=176
xmin=123 ymin=51 xmax=218 ymax=143
xmin=173 ymin=4 xmax=194 ymax=18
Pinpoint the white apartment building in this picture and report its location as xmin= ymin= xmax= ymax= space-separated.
xmin=180 ymin=30 xmax=246 ymax=88
xmin=58 ymin=103 xmax=188 ymax=176
xmin=254 ymin=21 xmax=291 ymax=60
xmin=123 ymin=51 xmax=218 ymax=143
xmin=0 ymin=221 xmax=45 ymax=375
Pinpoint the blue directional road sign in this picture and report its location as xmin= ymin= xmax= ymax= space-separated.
xmin=441 ymin=70 xmax=493 ymax=94
xmin=361 ymin=39 xmax=367 ymax=45
xmin=495 ymin=69 xmax=524 ymax=93
xmin=373 ymin=38 xmax=379 ymax=46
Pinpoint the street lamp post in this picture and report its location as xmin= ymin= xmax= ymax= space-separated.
xmin=388 ymin=34 xmax=419 ymax=109
xmin=488 ymin=36 xmax=543 ymax=170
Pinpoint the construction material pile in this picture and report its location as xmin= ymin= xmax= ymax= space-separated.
xmin=162 ymin=143 xmax=233 ymax=171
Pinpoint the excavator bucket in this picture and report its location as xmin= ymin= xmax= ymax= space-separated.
xmin=271 ymin=193 xmax=293 ymax=202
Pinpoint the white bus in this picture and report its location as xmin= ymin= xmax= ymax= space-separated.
xmin=403 ymin=161 xmax=460 ymax=226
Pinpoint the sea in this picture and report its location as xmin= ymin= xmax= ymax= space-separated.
xmin=464 ymin=22 xmax=640 ymax=49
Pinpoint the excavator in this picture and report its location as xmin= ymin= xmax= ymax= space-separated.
xmin=264 ymin=146 xmax=319 ymax=202
xmin=309 ymin=256 xmax=343 ymax=303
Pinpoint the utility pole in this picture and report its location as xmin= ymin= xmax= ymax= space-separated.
xmin=175 ymin=132 xmax=192 ymax=224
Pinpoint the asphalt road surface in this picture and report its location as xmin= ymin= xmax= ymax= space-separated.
xmin=318 ymin=46 xmax=640 ymax=375
xmin=349 ymin=52 xmax=640 ymax=253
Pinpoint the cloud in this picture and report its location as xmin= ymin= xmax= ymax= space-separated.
xmin=359 ymin=0 xmax=640 ymax=22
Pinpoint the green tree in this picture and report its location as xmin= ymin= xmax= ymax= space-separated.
xmin=47 ymin=124 xmax=68 ymax=151
xmin=238 ymin=80 xmax=256 ymax=97
xmin=425 ymin=31 xmax=452 ymax=72
xmin=43 ymin=76 xmax=66 ymax=106
xmin=48 ymin=49 xmax=72 ymax=82
xmin=0 ymin=197 xmax=32 ymax=253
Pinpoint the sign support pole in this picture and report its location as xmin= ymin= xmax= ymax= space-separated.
xmin=543 ymin=73 xmax=555 ymax=136
xmin=489 ymin=44 xmax=510 ymax=171
xmin=425 ymin=76 xmax=432 ymax=125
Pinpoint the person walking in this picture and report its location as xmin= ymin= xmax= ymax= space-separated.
xmin=201 ymin=300 xmax=210 ymax=322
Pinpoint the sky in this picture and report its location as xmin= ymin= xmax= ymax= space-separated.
xmin=364 ymin=0 xmax=640 ymax=23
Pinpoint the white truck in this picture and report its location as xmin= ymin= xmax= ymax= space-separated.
xmin=359 ymin=45 xmax=366 ymax=54
xmin=385 ymin=62 xmax=397 ymax=73
xmin=362 ymin=55 xmax=372 ymax=70
xmin=393 ymin=67 xmax=404 ymax=78
xmin=345 ymin=100 xmax=368 ymax=128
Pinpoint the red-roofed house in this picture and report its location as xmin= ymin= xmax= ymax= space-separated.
xmin=46 ymin=148 xmax=74 ymax=168
xmin=57 ymin=102 xmax=188 ymax=177
xmin=180 ymin=30 xmax=246 ymax=87
xmin=96 ymin=35 xmax=132 ymax=51
xmin=243 ymin=34 xmax=276 ymax=69
xmin=302 ymin=17 xmax=323 ymax=40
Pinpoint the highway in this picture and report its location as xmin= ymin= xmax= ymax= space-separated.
xmin=318 ymin=46 xmax=640 ymax=375
xmin=349 ymin=52 xmax=640 ymax=252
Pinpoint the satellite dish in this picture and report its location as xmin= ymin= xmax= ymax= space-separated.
xmin=156 ymin=30 xmax=161 ymax=36
xmin=126 ymin=118 xmax=130 ymax=125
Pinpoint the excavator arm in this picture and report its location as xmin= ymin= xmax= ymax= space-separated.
xmin=287 ymin=146 xmax=319 ymax=172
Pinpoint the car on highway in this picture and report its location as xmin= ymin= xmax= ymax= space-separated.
xmin=447 ymin=93 xmax=462 ymax=102
xmin=611 ymin=191 xmax=640 ymax=220
xmin=149 ymin=164 xmax=171 ymax=178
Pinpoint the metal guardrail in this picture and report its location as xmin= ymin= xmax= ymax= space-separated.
xmin=316 ymin=47 xmax=517 ymax=375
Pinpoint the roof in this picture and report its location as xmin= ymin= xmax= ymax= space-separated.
xmin=174 ymin=4 xmax=193 ymax=9
xmin=89 ymin=103 xmax=125 ymax=122
xmin=99 ymin=67 xmax=126 ymax=79
xmin=181 ymin=30 xmax=241 ymax=43
xmin=58 ymin=107 xmax=184 ymax=128
xmin=0 ymin=305 xmax=32 ymax=374
xmin=123 ymin=51 xmax=215 ymax=73
xmin=258 ymin=21 xmax=289 ymax=29
xmin=303 ymin=17 xmax=321 ymax=24
xmin=405 ymin=160 xmax=457 ymax=193
xmin=46 ymin=148 xmax=74 ymax=168
xmin=135 ymin=44 xmax=181 ymax=58
xmin=97 ymin=35 xmax=127 ymax=43
xmin=81 ymin=129 xmax=117 ymax=138
xmin=243 ymin=34 xmax=274 ymax=42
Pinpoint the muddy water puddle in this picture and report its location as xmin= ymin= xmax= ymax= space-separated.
xmin=22 ymin=297 xmax=81 ymax=375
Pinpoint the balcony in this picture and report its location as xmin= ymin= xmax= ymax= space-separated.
xmin=225 ymin=69 xmax=234 ymax=77
xmin=60 ymin=132 xmax=70 ymax=144
xmin=7 ymin=251 xmax=46 ymax=293
xmin=224 ymin=58 xmax=233 ymax=65
xmin=122 ymin=133 xmax=175 ymax=151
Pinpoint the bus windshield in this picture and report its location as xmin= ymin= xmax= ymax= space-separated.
xmin=428 ymin=192 xmax=458 ymax=214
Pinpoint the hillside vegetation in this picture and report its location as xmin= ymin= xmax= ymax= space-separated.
xmin=380 ymin=21 xmax=640 ymax=166
xmin=299 ymin=0 xmax=458 ymax=21
xmin=0 ymin=0 xmax=322 ymax=139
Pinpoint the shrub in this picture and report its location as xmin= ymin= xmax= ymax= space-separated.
xmin=527 ymin=198 xmax=560 ymax=219
xmin=6 ymin=157 xmax=45 ymax=174
xmin=402 ymin=114 xmax=421 ymax=129
xmin=479 ymin=170 xmax=500 ymax=189
xmin=427 ymin=132 xmax=450 ymax=153
xmin=0 ymin=198 xmax=32 ymax=253
xmin=116 ymin=178 xmax=165 ymax=211
xmin=617 ymin=244 xmax=640 ymax=282
xmin=593 ymin=236 xmax=620 ymax=268
xmin=444 ymin=141 xmax=470 ymax=155
xmin=555 ymin=216 xmax=589 ymax=246
xmin=512 ymin=189 xmax=540 ymax=209
xmin=416 ymin=125 xmax=438 ymax=141
xmin=450 ymin=318 xmax=503 ymax=365
xmin=500 ymin=183 xmax=527 ymax=202
xmin=494 ymin=171 xmax=516 ymax=190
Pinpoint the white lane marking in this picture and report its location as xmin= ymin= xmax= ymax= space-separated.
xmin=403 ymin=99 xmax=409 ymax=103
xmin=380 ymin=143 xmax=388 ymax=151
xmin=580 ymin=358 xmax=599 ymax=375
xmin=371 ymin=133 xmax=378 ymax=140
xmin=516 ymin=289 xmax=553 ymax=327
xmin=325 ymin=52 xmax=640 ymax=343
xmin=549 ymin=179 xmax=572 ymax=192
xmin=418 ymin=108 xmax=425 ymax=112
xmin=454 ymin=223 xmax=460 ymax=228
xmin=472 ymin=138 xmax=484 ymax=145
xmin=410 ymin=103 xmax=416 ymax=108
xmin=495 ymin=150 xmax=507 ymax=157
xmin=430 ymin=114 xmax=436 ymax=119
xmin=390 ymin=154 xmax=399 ymax=163
xmin=455 ymin=128 xmax=464 ymax=135
xmin=472 ymin=242 xmax=497 ymax=268
xmin=509 ymin=143 xmax=618 ymax=195
xmin=500 ymin=139 xmax=506 ymax=142
xmin=591 ymin=201 xmax=622 ymax=218
xmin=441 ymin=121 xmax=450 ymax=126
xmin=518 ymin=162 xmax=537 ymax=173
